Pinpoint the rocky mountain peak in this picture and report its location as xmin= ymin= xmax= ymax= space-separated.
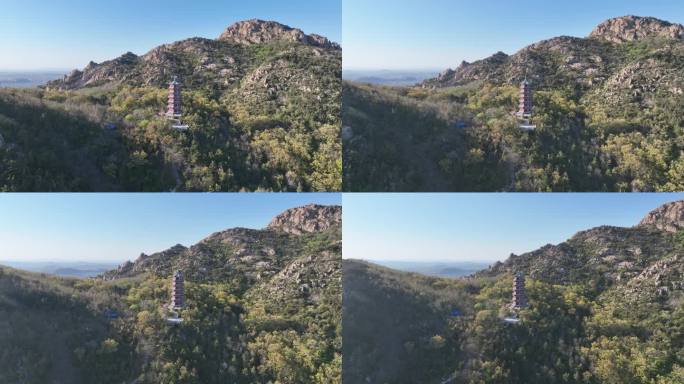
xmin=590 ymin=15 xmax=684 ymax=43
xmin=46 ymin=18 xmax=339 ymax=90
xmin=638 ymin=200 xmax=684 ymax=233
xmin=218 ymin=19 xmax=337 ymax=49
xmin=267 ymin=204 xmax=341 ymax=235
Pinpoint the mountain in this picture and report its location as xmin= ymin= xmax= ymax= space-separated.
xmin=343 ymin=200 xmax=684 ymax=383
xmin=48 ymin=19 xmax=339 ymax=91
xmin=423 ymin=15 xmax=684 ymax=91
xmin=0 ymin=19 xmax=341 ymax=192
xmin=0 ymin=205 xmax=341 ymax=384
xmin=343 ymin=16 xmax=684 ymax=192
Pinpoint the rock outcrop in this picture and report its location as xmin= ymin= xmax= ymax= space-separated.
xmin=590 ymin=15 xmax=684 ymax=43
xmin=218 ymin=19 xmax=338 ymax=49
xmin=267 ymin=204 xmax=342 ymax=235
xmin=638 ymin=200 xmax=684 ymax=233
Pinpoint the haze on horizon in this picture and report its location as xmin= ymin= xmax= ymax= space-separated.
xmin=342 ymin=193 xmax=684 ymax=263
xmin=0 ymin=0 xmax=341 ymax=71
xmin=343 ymin=0 xmax=684 ymax=71
xmin=0 ymin=193 xmax=341 ymax=263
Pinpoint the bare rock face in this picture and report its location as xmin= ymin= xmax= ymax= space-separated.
xmin=267 ymin=204 xmax=341 ymax=235
xmin=638 ymin=200 xmax=684 ymax=233
xmin=590 ymin=16 xmax=684 ymax=43
xmin=218 ymin=19 xmax=338 ymax=49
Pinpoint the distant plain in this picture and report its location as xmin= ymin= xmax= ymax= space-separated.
xmin=0 ymin=71 xmax=65 ymax=88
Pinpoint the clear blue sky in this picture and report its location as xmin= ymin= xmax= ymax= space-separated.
xmin=343 ymin=193 xmax=684 ymax=263
xmin=343 ymin=0 xmax=684 ymax=70
xmin=0 ymin=193 xmax=340 ymax=263
xmin=0 ymin=0 xmax=341 ymax=71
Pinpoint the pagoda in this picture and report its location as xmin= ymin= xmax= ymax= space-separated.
xmin=516 ymin=78 xmax=536 ymax=130
xmin=165 ymin=76 xmax=189 ymax=130
xmin=517 ymin=80 xmax=532 ymax=118
xmin=166 ymin=76 xmax=182 ymax=117
xmin=511 ymin=272 xmax=528 ymax=309
xmin=170 ymin=270 xmax=185 ymax=310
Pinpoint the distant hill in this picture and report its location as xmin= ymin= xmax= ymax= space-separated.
xmin=371 ymin=260 xmax=490 ymax=277
xmin=343 ymin=200 xmax=684 ymax=383
xmin=0 ymin=19 xmax=341 ymax=192
xmin=344 ymin=15 xmax=684 ymax=192
xmin=343 ymin=70 xmax=440 ymax=86
xmin=0 ymin=71 xmax=64 ymax=88
xmin=0 ymin=261 xmax=119 ymax=278
xmin=0 ymin=204 xmax=342 ymax=384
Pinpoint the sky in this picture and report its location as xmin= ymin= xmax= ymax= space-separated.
xmin=343 ymin=0 xmax=684 ymax=70
xmin=0 ymin=193 xmax=341 ymax=263
xmin=343 ymin=193 xmax=684 ymax=263
xmin=0 ymin=0 xmax=341 ymax=71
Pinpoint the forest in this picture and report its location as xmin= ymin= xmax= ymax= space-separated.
xmin=343 ymin=78 xmax=684 ymax=192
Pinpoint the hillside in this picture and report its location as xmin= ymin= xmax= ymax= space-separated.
xmin=0 ymin=204 xmax=342 ymax=384
xmin=343 ymin=15 xmax=684 ymax=192
xmin=343 ymin=200 xmax=684 ymax=383
xmin=0 ymin=19 xmax=341 ymax=192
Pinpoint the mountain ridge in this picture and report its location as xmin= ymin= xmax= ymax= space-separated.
xmin=480 ymin=200 xmax=684 ymax=286
xmin=423 ymin=15 xmax=684 ymax=90
xmin=103 ymin=204 xmax=341 ymax=280
xmin=48 ymin=19 xmax=339 ymax=90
